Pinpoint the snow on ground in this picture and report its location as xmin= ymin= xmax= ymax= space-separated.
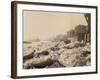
xmin=23 ymin=40 xmax=91 ymax=69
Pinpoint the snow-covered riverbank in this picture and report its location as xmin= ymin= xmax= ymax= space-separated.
xmin=23 ymin=40 xmax=91 ymax=69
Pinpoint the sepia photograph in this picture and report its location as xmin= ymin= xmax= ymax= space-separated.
xmin=23 ymin=11 xmax=91 ymax=69
xmin=11 ymin=1 xmax=97 ymax=78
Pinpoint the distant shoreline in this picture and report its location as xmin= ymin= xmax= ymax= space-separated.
xmin=23 ymin=41 xmax=32 ymax=44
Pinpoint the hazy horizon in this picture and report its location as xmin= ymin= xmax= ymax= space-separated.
xmin=23 ymin=10 xmax=87 ymax=41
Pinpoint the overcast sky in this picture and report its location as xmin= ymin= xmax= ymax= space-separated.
xmin=23 ymin=10 xmax=87 ymax=41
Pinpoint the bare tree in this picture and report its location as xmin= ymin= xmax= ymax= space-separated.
xmin=84 ymin=14 xmax=91 ymax=42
